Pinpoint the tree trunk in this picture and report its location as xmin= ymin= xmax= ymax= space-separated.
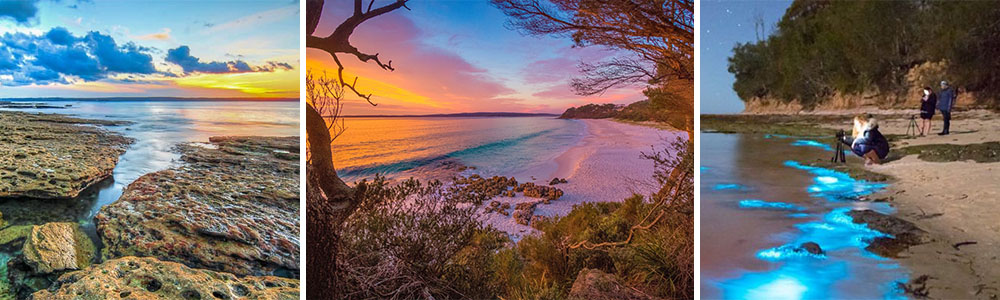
xmin=306 ymin=103 xmax=360 ymax=299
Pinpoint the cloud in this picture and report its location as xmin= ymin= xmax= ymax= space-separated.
xmin=0 ymin=27 xmax=156 ymax=86
xmin=135 ymin=28 xmax=171 ymax=41
xmin=0 ymin=0 xmax=39 ymax=24
xmin=166 ymin=45 xmax=293 ymax=74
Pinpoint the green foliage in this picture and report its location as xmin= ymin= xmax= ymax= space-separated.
xmin=729 ymin=0 xmax=1000 ymax=107
xmin=336 ymin=138 xmax=694 ymax=299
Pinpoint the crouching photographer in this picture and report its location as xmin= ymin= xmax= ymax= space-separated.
xmin=837 ymin=114 xmax=890 ymax=165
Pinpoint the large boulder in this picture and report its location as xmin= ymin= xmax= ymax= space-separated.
xmin=6 ymin=222 xmax=95 ymax=298
xmin=848 ymin=209 xmax=930 ymax=257
xmin=0 ymin=112 xmax=132 ymax=199
xmin=97 ymin=136 xmax=300 ymax=278
xmin=32 ymin=256 xmax=298 ymax=300
xmin=21 ymin=222 xmax=95 ymax=274
xmin=568 ymin=268 xmax=656 ymax=300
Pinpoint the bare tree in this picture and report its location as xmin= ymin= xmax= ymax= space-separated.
xmin=305 ymin=0 xmax=410 ymax=298
xmin=492 ymin=0 xmax=694 ymax=96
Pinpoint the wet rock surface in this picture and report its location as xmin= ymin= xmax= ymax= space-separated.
xmin=6 ymin=222 xmax=95 ymax=298
xmin=96 ymin=136 xmax=300 ymax=278
xmin=568 ymin=268 xmax=655 ymax=300
xmin=20 ymin=222 xmax=94 ymax=274
xmin=848 ymin=209 xmax=930 ymax=257
xmin=0 ymin=112 xmax=132 ymax=199
xmin=32 ymin=256 xmax=299 ymax=300
xmin=799 ymin=242 xmax=824 ymax=255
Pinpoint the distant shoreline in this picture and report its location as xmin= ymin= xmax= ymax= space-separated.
xmin=0 ymin=97 xmax=298 ymax=102
xmin=342 ymin=112 xmax=559 ymax=118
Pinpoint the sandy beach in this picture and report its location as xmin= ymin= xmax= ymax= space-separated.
xmin=481 ymin=119 xmax=684 ymax=239
xmin=860 ymin=110 xmax=1000 ymax=299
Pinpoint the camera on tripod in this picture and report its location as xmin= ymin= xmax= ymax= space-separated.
xmin=906 ymin=114 xmax=919 ymax=136
xmin=831 ymin=129 xmax=847 ymax=163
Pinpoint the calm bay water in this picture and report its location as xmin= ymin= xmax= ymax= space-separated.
xmin=700 ymin=133 xmax=908 ymax=299
xmin=1 ymin=100 xmax=298 ymax=246
xmin=332 ymin=116 xmax=585 ymax=182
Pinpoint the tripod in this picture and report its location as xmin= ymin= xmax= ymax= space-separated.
xmin=906 ymin=115 xmax=919 ymax=136
xmin=831 ymin=139 xmax=846 ymax=163
xmin=831 ymin=130 xmax=848 ymax=163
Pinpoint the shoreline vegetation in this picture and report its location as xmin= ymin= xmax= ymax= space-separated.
xmin=0 ymin=111 xmax=300 ymax=299
xmin=728 ymin=1 xmax=1000 ymax=112
xmin=702 ymin=110 xmax=1000 ymax=298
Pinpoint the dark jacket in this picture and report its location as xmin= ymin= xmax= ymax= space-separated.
xmin=851 ymin=127 xmax=890 ymax=159
xmin=921 ymin=93 xmax=937 ymax=114
xmin=938 ymin=87 xmax=956 ymax=111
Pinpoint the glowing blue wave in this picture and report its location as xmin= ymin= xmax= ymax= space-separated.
xmin=718 ymin=159 xmax=907 ymax=299
xmin=739 ymin=199 xmax=805 ymax=211
xmin=715 ymin=183 xmax=747 ymax=191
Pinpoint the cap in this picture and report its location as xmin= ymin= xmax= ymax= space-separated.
xmin=940 ymin=80 xmax=948 ymax=86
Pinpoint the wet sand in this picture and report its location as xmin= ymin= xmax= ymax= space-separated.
xmin=863 ymin=110 xmax=1000 ymax=299
xmin=731 ymin=109 xmax=1000 ymax=299
xmin=700 ymin=133 xmax=906 ymax=299
xmin=482 ymin=119 xmax=683 ymax=239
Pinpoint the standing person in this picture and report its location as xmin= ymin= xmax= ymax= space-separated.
xmin=919 ymin=86 xmax=937 ymax=136
xmin=937 ymin=80 xmax=956 ymax=135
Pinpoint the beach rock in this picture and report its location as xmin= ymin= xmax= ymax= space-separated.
xmin=32 ymin=256 xmax=299 ymax=300
xmin=549 ymin=177 xmax=568 ymax=185
xmin=799 ymin=242 xmax=824 ymax=255
xmin=0 ymin=112 xmax=132 ymax=199
xmin=848 ymin=209 xmax=930 ymax=257
xmin=517 ymin=182 xmax=564 ymax=201
xmin=20 ymin=222 xmax=95 ymax=274
xmin=452 ymin=175 xmax=519 ymax=202
xmin=513 ymin=201 xmax=540 ymax=226
xmin=97 ymin=136 xmax=300 ymax=278
xmin=568 ymin=268 xmax=654 ymax=300
xmin=6 ymin=222 xmax=95 ymax=298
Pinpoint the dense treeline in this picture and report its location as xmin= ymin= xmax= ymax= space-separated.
xmin=729 ymin=0 xmax=1000 ymax=108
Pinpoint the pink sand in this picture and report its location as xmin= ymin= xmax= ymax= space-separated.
xmin=480 ymin=119 xmax=685 ymax=240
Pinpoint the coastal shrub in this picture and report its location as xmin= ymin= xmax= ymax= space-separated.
xmin=729 ymin=0 xmax=1000 ymax=107
xmin=335 ymin=137 xmax=694 ymax=299
xmin=336 ymin=176 xmax=500 ymax=299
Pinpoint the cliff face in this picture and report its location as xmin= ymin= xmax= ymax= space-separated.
xmin=743 ymin=92 xmax=982 ymax=114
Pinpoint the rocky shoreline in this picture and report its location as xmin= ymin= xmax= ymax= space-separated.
xmin=1 ymin=111 xmax=300 ymax=298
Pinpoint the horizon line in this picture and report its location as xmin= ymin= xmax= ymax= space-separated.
xmin=0 ymin=97 xmax=298 ymax=102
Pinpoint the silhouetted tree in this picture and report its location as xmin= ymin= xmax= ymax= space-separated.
xmin=492 ymin=0 xmax=694 ymax=136
xmin=305 ymin=0 xmax=409 ymax=298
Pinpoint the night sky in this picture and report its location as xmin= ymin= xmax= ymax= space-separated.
xmin=701 ymin=0 xmax=791 ymax=114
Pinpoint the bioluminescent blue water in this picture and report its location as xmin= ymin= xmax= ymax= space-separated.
xmin=791 ymin=139 xmax=835 ymax=151
xmin=739 ymin=199 xmax=806 ymax=211
xmin=702 ymin=133 xmax=908 ymax=300
xmin=715 ymin=183 xmax=747 ymax=191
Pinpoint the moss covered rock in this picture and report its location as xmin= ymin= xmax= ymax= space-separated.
xmin=32 ymin=256 xmax=298 ymax=300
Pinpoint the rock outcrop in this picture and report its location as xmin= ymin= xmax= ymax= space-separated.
xmin=6 ymin=222 xmax=95 ymax=298
xmin=0 ymin=112 xmax=132 ymax=199
xmin=568 ymin=268 xmax=654 ymax=300
xmin=97 ymin=136 xmax=300 ymax=278
xmin=848 ymin=209 xmax=931 ymax=257
xmin=32 ymin=256 xmax=299 ymax=300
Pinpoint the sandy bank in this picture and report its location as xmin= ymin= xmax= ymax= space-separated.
xmin=482 ymin=119 xmax=683 ymax=239
xmin=862 ymin=111 xmax=1000 ymax=298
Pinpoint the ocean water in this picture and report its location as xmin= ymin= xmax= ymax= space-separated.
xmin=1 ymin=100 xmax=298 ymax=247
xmin=331 ymin=116 xmax=586 ymax=182
xmin=700 ymin=133 xmax=908 ymax=299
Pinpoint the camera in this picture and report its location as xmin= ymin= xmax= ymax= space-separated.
xmin=835 ymin=129 xmax=846 ymax=139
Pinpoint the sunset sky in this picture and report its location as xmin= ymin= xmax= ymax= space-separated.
xmin=307 ymin=1 xmax=646 ymax=115
xmin=0 ymin=0 xmax=299 ymax=98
